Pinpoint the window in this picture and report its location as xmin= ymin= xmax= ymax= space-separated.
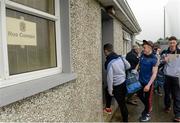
xmin=0 ymin=0 xmax=61 ymax=84
xmin=7 ymin=9 xmax=57 ymax=75
xmin=123 ymin=30 xmax=131 ymax=54
xmin=10 ymin=0 xmax=55 ymax=15
xmin=0 ymin=0 xmax=77 ymax=107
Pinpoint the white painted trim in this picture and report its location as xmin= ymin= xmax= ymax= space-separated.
xmin=122 ymin=0 xmax=141 ymax=31
xmin=0 ymin=67 xmax=61 ymax=88
xmin=123 ymin=30 xmax=131 ymax=41
xmin=55 ymin=0 xmax=62 ymax=71
xmin=117 ymin=0 xmax=141 ymax=32
xmin=5 ymin=0 xmax=57 ymax=21
xmin=1 ymin=0 xmax=9 ymax=80
xmin=0 ymin=0 xmax=3 ymax=79
xmin=113 ymin=0 xmax=139 ymax=33
xmin=0 ymin=0 xmax=63 ymax=87
xmin=0 ymin=73 xmax=77 ymax=107
xmin=0 ymin=0 xmax=75 ymax=108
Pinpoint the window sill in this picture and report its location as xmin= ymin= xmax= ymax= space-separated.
xmin=0 ymin=73 xmax=77 ymax=107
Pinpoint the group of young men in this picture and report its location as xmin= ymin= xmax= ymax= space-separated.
xmin=103 ymin=36 xmax=180 ymax=122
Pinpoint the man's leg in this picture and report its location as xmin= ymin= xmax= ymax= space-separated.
xmin=113 ymin=83 xmax=128 ymax=122
xmin=171 ymin=76 xmax=180 ymax=120
xmin=104 ymin=87 xmax=113 ymax=114
xmin=105 ymin=87 xmax=112 ymax=108
xmin=145 ymin=85 xmax=154 ymax=114
xmin=137 ymin=87 xmax=146 ymax=109
xmin=164 ymin=76 xmax=172 ymax=111
xmin=138 ymin=85 xmax=153 ymax=122
xmin=137 ymin=86 xmax=149 ymax=117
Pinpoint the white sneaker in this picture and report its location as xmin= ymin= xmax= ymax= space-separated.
xmin=139 ymin=114 xmax=151 ymax=122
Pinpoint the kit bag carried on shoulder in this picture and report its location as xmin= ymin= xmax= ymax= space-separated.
xmin=120 ymin=57 xmax=142 ymax=95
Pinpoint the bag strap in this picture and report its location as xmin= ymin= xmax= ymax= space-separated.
xmin=135 ymin=63 xmax=139 ymax=71
xmin=120 ymin=56 xmax=128 ymax=77
xmin=120 ymin=56 xmax=126 ymax=70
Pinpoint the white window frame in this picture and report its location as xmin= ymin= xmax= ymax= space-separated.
xmin=0 ymin=0 xmax=77 ymax=107
xmin=123 ymin=30 xmax=131 ymax=42
xmin=0 ymin=0 xmax=62 ymax=88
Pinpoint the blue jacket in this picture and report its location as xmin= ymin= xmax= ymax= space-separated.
xmin=139 ymin=53 xmax=157 ymax=85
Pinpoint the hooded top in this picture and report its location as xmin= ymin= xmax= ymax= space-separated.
xmin=105 ymin=52 xmax=131 ymax=93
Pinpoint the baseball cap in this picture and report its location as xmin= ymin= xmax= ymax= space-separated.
xmin=142 ymin=40 xmax=154 ymax=48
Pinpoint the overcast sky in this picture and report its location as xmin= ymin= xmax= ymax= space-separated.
xmin=127 ymin=0 xmax=169 ymax=42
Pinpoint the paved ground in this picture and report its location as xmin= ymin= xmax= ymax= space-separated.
xmin=110 ymin=93 xmax=174 ymax=122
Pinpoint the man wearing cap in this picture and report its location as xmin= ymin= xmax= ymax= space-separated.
xmin=161 ymin=36 xmax=180 ymax=122
xmin=138 ymin=40 xmax=158 ymax=122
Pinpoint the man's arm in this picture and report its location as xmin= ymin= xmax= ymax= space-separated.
xmin=107 ymin=66 xmax=114 ymax=96
xmin=123 ymin=57 xmax=131 ymax=70
xmin=144 ymin=66 xmax=158 ymax=92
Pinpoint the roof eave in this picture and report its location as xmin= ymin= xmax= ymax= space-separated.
xmin=98 ymin=0 xmax=142 ymax=33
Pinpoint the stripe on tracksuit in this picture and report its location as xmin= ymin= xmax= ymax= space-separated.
xmin=148 ymin=84 xmax=154 ymax=113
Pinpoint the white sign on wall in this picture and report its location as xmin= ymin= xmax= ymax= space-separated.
xmin=123 ymin=31 xmax=131 ymax=41
xmin=6 ymin=17 xmax=37 ymax=46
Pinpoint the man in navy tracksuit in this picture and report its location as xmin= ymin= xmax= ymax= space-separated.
xmin=138 ymin=40 xmax=158 ymax=122
xmin=104 ymin=43 xmax=130 ymax=122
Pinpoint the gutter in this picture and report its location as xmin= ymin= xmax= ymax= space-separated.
xmin=122 ymin=0 xmax=142 ymax=32
xmin=114 ymin=0 xmax=141 ymax=33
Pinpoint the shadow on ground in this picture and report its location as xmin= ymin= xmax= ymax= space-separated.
xmin=110 ymin=93 xmax=174 ymax=122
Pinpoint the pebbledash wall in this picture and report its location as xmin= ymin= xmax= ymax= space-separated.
xmin=113 ymin=19 xmax=124 ymax=54
xmin=0 ymin=0 xmax=141 ymax=122
xmin=0 ymin=0 xmax=102 ymax=122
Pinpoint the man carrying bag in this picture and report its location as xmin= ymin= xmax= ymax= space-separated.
xmin=104 ymin=43 xmax=130 ymax=122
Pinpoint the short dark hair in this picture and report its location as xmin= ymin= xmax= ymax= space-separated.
xmin=169 ymin=36 xmax=177 ymax=41
xmin=104 ymin=43 xmax=113 ymax=52
xmin=153 ymin=43 xmax=160 ymax=50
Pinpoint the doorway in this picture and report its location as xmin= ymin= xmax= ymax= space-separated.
xmin=101 ymin=9 xmax=114 ymax=109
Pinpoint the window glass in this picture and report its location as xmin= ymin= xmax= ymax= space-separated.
xmin=10 ymin=0 xmax=55 ymax=15
xmin=6 ymin=9 xmax=57 ymax=75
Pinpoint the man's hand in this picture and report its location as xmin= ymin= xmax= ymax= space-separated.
xmin=164 ymin=55 xmax=170 ymax=63
xmin=144 ymin=66 xmax=158 ymax=92
xmin=144 ymin=85 xmax=150 ymax=92
xmin=131 ymin=69 xmax=138 ymax=74
xmin=108 ymin=90 xmax=114 ymax=96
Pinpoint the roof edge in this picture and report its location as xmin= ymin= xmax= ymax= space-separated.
xmin=115 ymin=0 xmax=142 ymax=32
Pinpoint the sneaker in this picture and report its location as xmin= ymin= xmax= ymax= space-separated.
xmin=139 ymin=114 xmax=151 ymax=122
xmin=164 ymin=107 xmax=171 ymax=113
xmin=174 ymin=117 xmax=180 ymax=122
xmin=103 ymin=108 xmax=112 ymax=114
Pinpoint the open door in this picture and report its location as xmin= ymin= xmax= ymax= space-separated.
xmin=101 ymin=9 xmax=114 ymax=109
